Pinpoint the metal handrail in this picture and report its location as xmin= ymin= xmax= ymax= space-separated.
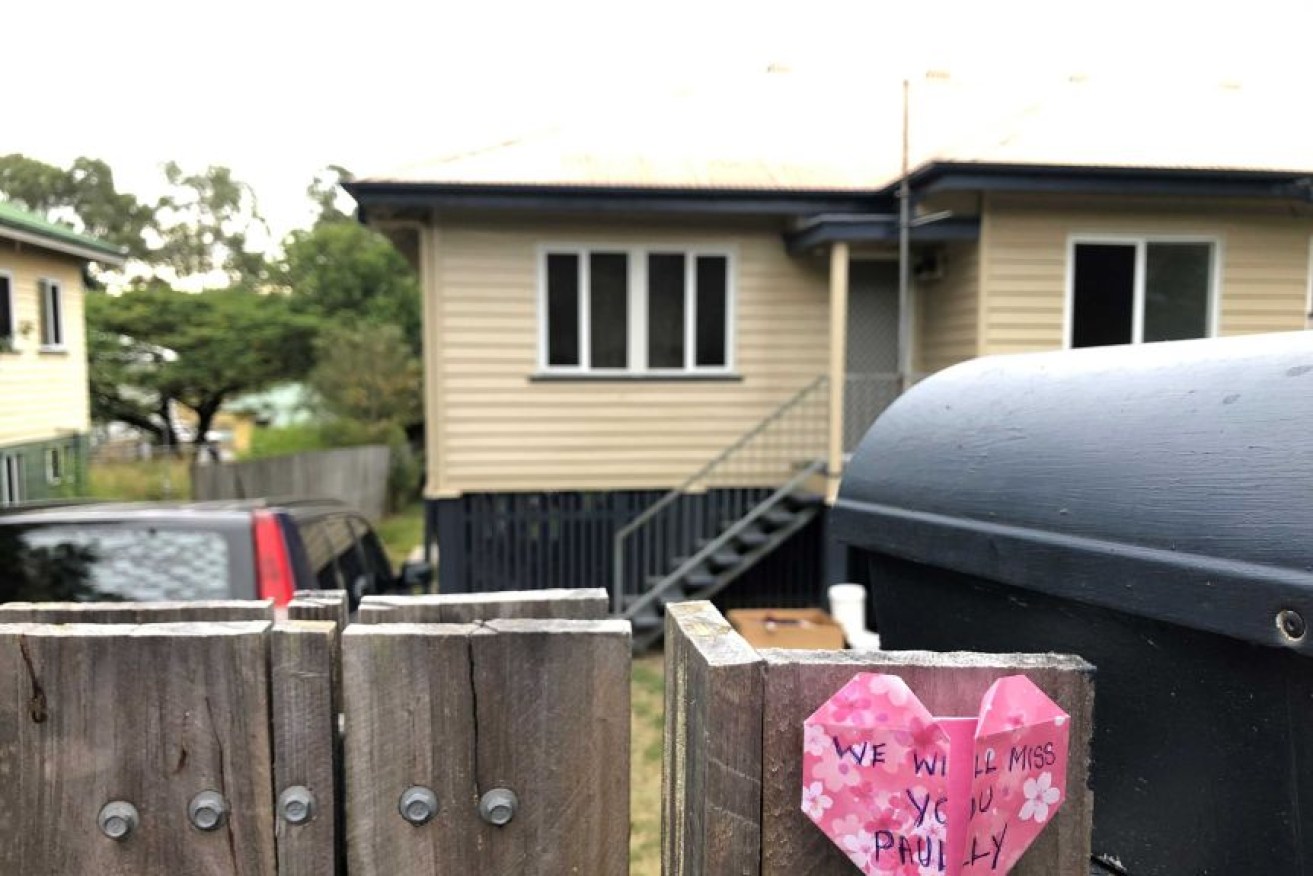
xmin=612 ymin=375 xmax=828 ymax=609
xmin=621 ymin=459 xmax=826 ymax=621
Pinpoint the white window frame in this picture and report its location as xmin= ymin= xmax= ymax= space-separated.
xmin=0 ymin=270 xmax=14 ymax=351
xmin=45 ymin=446 xmax=64 ymax=486
xmin=1064 ymin=234 xmax=1222 ymax=349
xmin=0 ymin=455 xmax=21 ymax=506
xmin=39 ymin=277 xmax=66 ymax=350
xmin=536 ymin=244 xmax=737 ymax=376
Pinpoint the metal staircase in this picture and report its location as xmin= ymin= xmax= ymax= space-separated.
xmin=613 ymin=377 xmax=829 ymax=651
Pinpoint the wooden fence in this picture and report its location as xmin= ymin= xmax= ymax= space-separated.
xmin=191 ymin=444 xmax=392 ymax=520
xmin=0 ymin=593 xmax=1093 ymax=874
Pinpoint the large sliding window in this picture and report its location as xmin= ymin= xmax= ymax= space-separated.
xmin=1069 ymin=238 xmax=1216 ymax=348
xmin=540 ymin=246 xmax=733 ymax=374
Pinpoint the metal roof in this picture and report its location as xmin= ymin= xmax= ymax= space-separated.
xmin=353 ymin=74 xmax=1313 ymax=197
xmin=0 ymin=201 xmax=128 ymax=264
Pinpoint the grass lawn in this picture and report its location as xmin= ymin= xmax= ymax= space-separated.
xmin=375 ymin=501 xmax=425 ymax=566
xmin=631 ymin=654 xmax=664 ymax=875
xmin=86 ymin=458 xmax=192 ymax=501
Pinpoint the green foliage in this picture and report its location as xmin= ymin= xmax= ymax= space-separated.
xmin=306 ymin=165 xmax=355 ymax=225
xmin=0 ymin=153 xmax=154 ymax=261
xmin=86 ymin=458 xmax=192 ymax=501
xmin=243 ymin=423 xmax=332 ymax=460
xmin=152 ymin=162 xmax=270 ymax=283
xmin=87 ymin=285 xmax=319 ymax=445
xmin=280 ymin=221 xmax=421 ymax=353
xmin=308 ymin=323 xmax=422 ymax=427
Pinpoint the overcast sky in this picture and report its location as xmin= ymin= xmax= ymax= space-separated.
xmin=6 ymin=0 xmax=1312 ymax=241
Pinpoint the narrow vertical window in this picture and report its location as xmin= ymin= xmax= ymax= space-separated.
xmin=40 ymin=279 xmax=64 ymax=348
xmin=589 ymin=252 xmax=628 ymax=368
xmin=546 ymin=254 xmax=580 ymax=367
xmin=695 ymin=256 xmax=728 ymax=367
xmin=0 ymin=273 xmax=13 ymax=350
xmin=647 ymin=253 xmax=686 ymax=368
xmin=46 ymin=447 xmax=64 ymax=485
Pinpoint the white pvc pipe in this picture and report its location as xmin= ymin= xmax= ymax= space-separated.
xmin=828 ymin=583 xmax=882 ymax=649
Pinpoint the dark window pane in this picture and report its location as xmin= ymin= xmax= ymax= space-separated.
xmin=1144 ymin=243 xmax=1211 ymax=342
xmin=50 ymin=284 xmax=61 ymax=345
xmin=1072 ymin=244 xmax=1135 ymax=348
xmin=0 ymin=276 xmax=12 ymax=341
xmin=546 ymin=254 xmax=580 ymax=366
xmin=695 ymin=256 xmax=728 ymax=367
xmin=590 ymin=252 xmax=628 ymax=368
xmin=648 ymin=253 xmax=686 ymax=368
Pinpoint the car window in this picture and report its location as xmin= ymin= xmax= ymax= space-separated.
xmin=298 ymin=517 xmax=340 ymax=590
xmin=323 ymin=514 xmax=367 ymax=595
xmin=4 ymin=523 xmax=235 ymax=601
xmin=349 ymin=516 xmax=394 ymax=589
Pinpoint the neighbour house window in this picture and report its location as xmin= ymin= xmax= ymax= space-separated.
xmin=0 ymin=272 xmax=13 ymax=351
xmin=1 ymin=455 xmax=21 ymax=506
xmin=39 ymin=278 xmax=64 ymax=348
xmin=1069 ymin=240 xmax=1215 ymax=348
xmin=45 ymin=447 xmax=64 ymax=485
xmin=541 ymin=247 xmax=733 ymax=373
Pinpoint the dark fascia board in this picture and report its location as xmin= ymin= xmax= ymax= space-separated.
xmin=343 ymin=180 xmax=885 ymax=218
xmin=785 ymin=216 xmax=981 ymax=254
xmin=905 ymin=161 xmax=1313 ymax=200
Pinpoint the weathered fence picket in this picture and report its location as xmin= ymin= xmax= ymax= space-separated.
xmin=272 ymin=621 xmax=341 ymax=876
xmin=0 ymin=621 xmax=278 ymax=875
xmin=0 ymin=599 xmax=274 ymax=623
xmin=341 ymin=612 xmax=631 ymax=875
xmin=357 ymin=587 xmax=609 ymax=623
xmin=664 ymin=601 xmax=1096 ymax=876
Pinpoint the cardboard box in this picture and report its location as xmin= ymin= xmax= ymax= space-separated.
xmin=727 ymin=608 xmax=846 ymax=650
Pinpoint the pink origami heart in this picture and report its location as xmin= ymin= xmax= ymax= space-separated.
xmin=801 ymin=673 xmax=1070 ymax=875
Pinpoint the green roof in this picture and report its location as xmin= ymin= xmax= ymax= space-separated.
xmin=0 ymin=200 xmax=128 ymax=263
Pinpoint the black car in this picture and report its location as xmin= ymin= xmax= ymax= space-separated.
xmin=0 ymin=498 xmax=431 ymax=607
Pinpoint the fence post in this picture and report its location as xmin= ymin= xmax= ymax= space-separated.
xmin=663 ymin=602 xmax=1096 ymax=876
xmin=342 ymin=608 xmax=631 ymax=875
xmin=0 ymin=621 xmax=277 ymax=875
xmin=663 ymin=601 xmax=766 ymax=876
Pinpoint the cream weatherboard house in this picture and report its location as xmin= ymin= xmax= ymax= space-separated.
xmin=347 ymin=75 xmax=1313 ymax=643
xmin=0 ymin=202 xmax=125 ymax=505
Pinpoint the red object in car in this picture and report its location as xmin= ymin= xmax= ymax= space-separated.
xmin=252 ymin=509 xmax=296 ymax=606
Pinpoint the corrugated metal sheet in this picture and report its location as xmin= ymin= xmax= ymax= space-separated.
xmin=360 ymin=73 xmax=1313 ymax=191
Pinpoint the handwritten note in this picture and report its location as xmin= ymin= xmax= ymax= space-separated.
xmin=801 ymin=673 xmax=1069 ymax=875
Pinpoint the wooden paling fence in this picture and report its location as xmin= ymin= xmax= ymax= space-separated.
xmin=0 ymin=593 xmax=1094 ymax=875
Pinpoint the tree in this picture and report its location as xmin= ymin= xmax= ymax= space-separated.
xmin=86 ymin=285 xmax=319 ymax=448
xmin=0 ymin=153 xmax=154 ymax=260
xmin=306 ymin=165 xmax=355 ymax=225
xmin=280 ymin=221 xmax=422 ymax=353
xmin=151 ymin=162 xmax=271 ymax=284
xmin=307 ymin=323 xmax=422 ymax=431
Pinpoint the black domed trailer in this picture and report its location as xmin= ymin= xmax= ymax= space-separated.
xmin=832 ymin=331 xmax=1313 ymax=876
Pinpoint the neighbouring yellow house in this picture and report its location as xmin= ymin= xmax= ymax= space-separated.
xmin=345 ymin=73 xmax=1313 ymax=640
xmin=0 ymin=202 xmax=126 ymax=505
